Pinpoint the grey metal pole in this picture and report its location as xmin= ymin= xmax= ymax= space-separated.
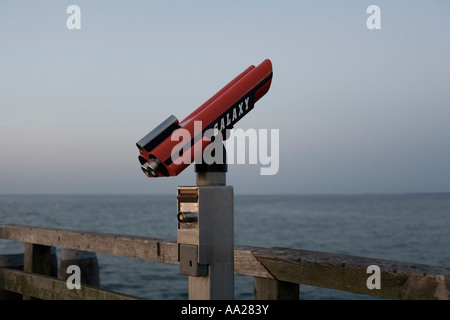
xmin=177 ymin=144 xmax=234 ymax=300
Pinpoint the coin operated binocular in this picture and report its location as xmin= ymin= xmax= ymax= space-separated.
xmin=136 ymin=59 xmax=273 ymax=178
xmin=135 ymin=59 xmax=273 ymax=300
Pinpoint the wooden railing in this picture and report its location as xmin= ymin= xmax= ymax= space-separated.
xmin=0 ymin=224 xmax=449 ymax=300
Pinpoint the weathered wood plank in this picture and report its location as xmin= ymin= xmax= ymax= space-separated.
xmin=0 ymin=268 xmax=139 ymax=300
xmin=0 ymin=226 xmax=274 ymax=279
xmin=252 ymin=247 xmax=450 ymax=300
xmin=0 ymin=224 xmax=178 ymax=264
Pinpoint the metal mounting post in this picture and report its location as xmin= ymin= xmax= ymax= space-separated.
xmin=177 ymin=146 xmax=234 ymax=300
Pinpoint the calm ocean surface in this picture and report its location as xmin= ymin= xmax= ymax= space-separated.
xmin=0 ymin=193 xmax=449 ymax=299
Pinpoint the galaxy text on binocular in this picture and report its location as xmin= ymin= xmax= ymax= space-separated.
xmin=213 ymin=96 xmax=251 ymax=133
xmin=171 ymin=122 xmax=279 ymax=176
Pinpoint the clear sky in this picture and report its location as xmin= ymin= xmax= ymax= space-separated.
xmin=1 ymin=1 xmax=449 ymax=195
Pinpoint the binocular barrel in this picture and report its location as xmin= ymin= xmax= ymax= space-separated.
xmin=137 ymin=59 xmax=273 ymax=178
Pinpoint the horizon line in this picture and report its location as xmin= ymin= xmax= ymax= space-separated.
xmin=1 ymin=191 xmax=449 ymax=197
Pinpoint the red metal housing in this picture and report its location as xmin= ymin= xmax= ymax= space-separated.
xmin=136 ymin=59 xmax=273 ymax=178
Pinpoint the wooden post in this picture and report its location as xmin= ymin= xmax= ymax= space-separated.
xmin=23 ymin=243 xmax=53 ymax=299
xmin=24 ymin=243 xmax=52 ymax=275
xmin=254 ymin=277 xmax=299 ymax=300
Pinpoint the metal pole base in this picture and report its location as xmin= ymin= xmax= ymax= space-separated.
xmin=177 ymin=145 xmax=234 ymax=300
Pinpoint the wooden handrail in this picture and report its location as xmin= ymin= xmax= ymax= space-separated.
xmin=1 ymin=224 xmax=449 ymax=300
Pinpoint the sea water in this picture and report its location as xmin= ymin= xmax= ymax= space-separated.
xmin=0 ymin=193 xmax=449 ymax=299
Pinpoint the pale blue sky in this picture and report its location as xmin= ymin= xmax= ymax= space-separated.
xmin=1 ymin=1 xmax=449 ymax=195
